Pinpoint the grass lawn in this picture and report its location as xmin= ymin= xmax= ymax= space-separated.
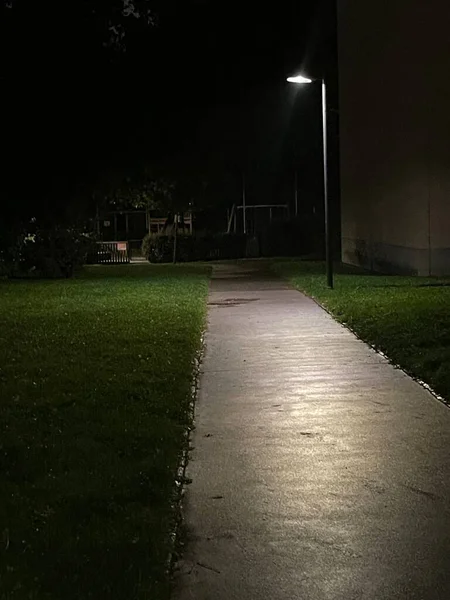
xmin=0 ymin=264 xmax=209 ymax=600
xmin=272 ymin=260 xmax=450 ymax=402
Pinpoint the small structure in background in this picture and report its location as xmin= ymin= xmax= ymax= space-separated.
xmin=94 ymin=209 xmax=193 ymax=263
xmin=225 ymin=202 xmax=291 ymax=259
xmin=226 ymin=203 xmax=289 ymax=235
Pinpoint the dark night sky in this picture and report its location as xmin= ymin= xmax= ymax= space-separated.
xmin=2 ymin=0 xmax=338 ymax=221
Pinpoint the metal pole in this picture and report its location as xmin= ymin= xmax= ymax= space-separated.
xmin=322 ymin=79 xmax=333 ymax=289
xmin=294 ymin=169 xmax=298 ymax=217
xmin=242 ymin=172 xmax=247 ymax=234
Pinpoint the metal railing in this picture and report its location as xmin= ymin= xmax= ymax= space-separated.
xmin=95 ymin=241 xmax=130 ymax=264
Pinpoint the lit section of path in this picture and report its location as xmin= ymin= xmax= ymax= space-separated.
xmin=174 ymin=261 xmax=450 ymax=600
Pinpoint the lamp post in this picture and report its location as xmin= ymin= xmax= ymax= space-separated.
xmin=287 ymin=74 xmax=333 ymax=289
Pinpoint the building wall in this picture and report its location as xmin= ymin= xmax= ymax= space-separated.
xmin=337 ymin=0 xmax=450 ymax=274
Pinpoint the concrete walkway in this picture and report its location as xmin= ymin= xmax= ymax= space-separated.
xmin=174 ymin=262 xmax=450 ymax=600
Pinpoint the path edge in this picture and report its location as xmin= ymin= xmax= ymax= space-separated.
xmin=290 ymin=285 xmax=450 ymax=410
xmin=165 ymin=333 xmax=206 ymax=581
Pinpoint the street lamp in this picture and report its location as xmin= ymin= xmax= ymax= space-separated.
xmin=287 ymin=73 xmax=333 ymax=289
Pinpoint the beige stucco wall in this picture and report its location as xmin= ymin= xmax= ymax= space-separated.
xmin=338 ymin=0 xmax=450 ymax=274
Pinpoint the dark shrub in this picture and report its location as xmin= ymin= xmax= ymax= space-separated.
xmin=142 ymin=234 xmax=173 ymax=263
xmin=2 ymin=225 xmax=96 ymax=278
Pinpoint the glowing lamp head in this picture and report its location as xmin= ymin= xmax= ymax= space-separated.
xmin=286 ymin=75 xmax=313 ymax=84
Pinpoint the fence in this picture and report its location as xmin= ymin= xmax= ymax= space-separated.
xmin=94 ymin=241 xmax=130 ymax=264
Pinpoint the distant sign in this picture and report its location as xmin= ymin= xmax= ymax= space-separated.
xmin=103 ymin=220 xmax=111 ymax=227
xmin=117 ymin=242 xmax=127 ymax=252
